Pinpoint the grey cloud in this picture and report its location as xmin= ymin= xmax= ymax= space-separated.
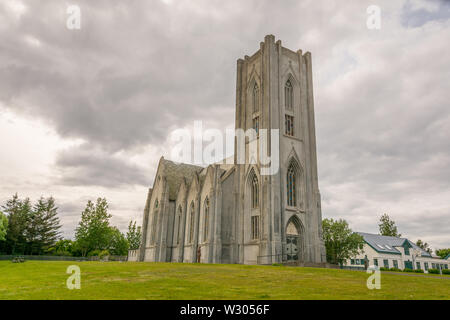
xmin=55 ymin=145 xmax=149 ymax=187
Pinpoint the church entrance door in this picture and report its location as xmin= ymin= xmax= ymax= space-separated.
xmin=285 ymin=218 xmax=302 ymax=263
xmin=286 ymin=236 xmax=299 ymax=262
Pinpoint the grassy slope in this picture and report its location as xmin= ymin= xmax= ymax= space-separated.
xmin=0 ymin=261 xmax=448 ymax=300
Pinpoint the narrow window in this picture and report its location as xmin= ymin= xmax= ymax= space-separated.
xmin=393 ymin=260 xmax=398 ymax=269
xmin=204 ymin=198 xmax=209 ymax=242
xmin=424 ymin=262 xmax=428 ymax=270
xmin=176 ymin=206 xmax=182 ymax=245
xmin=251 ymin=173 xmax=258 ymax=209
xmin=287 ymin=164 xmax=297 ymax=207
xmin=285 ymin=115 xmax=294 ymax=136
xmin=253 ymin=83 xmax=259 ymax=113
xmin=285 ymin=80 xmax=293 ymax=110
xmin=252 ymin=117 xmax=259 ymax=135
xmin=416 ymin=262 xmax=421 ymax=270
xmin=151 ymin=199 xmax=159 ymax=244
xmin=383 ymin=259 xmax=389 ymax=268
xmin=189 ymin=203 xmax=195 ymax=244
xmin=374 ymin=259 xmax=378 ymax=266
xmin=251 ymin=215 xmax=259 ymax=240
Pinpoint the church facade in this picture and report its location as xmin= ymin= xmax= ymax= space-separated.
xmin=128 ymin=35 xmax=326 ymax=265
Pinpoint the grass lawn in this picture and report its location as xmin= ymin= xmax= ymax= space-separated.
xmin=0 ymin=261 xmax=448 ymax=300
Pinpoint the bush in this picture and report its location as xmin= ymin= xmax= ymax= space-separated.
xmin=379 ymin=267 xmax=389 ymax=271
xmin=428 ymin=268 xmax=439 ymax=274
xmin=99 ymin=250 xmax=109 ymax=259
xmin=403 ymin=268 xmax=414 ymax=272
xmin=442 ymin=269 xmax=450 ymax=275
xmin=389 ymin=267 xmax=402 ymax=272
xmin=414 ymin=269 xmax=424 ymax=273
xmin=87 ymin=249 xmax=101 ymax=257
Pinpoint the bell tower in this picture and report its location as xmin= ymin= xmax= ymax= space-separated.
xmin=233 ymin=35 xmax=326 ymax=264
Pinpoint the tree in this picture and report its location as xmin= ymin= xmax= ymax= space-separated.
xmin=2 ymin=194 xmax=31 ymax=254
xmin=74 ymin=198 xmax=112 ymax=256
xmin=416 ymin=239 xmax=432 ymax=254
xmin=109 ymin=227 xmax=129 ymax=256
xmin=378 ymin=213 xmax=401 ymax=237
xmin=126 ymin=220 xmax=141 ymax=250
xmin=0 ymin=211 xmax=7 ymax=241
xmin=436 ymin=248 xmax=450 ymax=259
xmin=26 ymin=197 xmax=62 ymax=254
xmin=322 ymin=218 xmax=365 ymax=265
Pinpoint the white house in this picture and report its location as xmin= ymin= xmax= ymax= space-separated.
xmin=345 ymin=232 xmax=449 ymax=273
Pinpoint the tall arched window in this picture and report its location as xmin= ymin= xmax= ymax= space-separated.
xmin=285 ymin=79 xmax=293 ymax=110
xmin=249 ymin=169 xmax=260 ymax=240
xmin=176 ymin=206 xmax=182 ymax=245
xmin=287 ymin=164 xmax=297 ymax=207
xmin=203 ymin=198 xmax=209 ymax=242
xmin=250 ymin=172 xmax=259 ymax=209
xmin=151 ymin=199 xmax=159 ymax=244
xmin=253 ymin=83 xmax=259 ymax=113
xmin=189 ymin=202 xmax=195 ymax=244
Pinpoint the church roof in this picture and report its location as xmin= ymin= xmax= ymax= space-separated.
xmin=160 ymin=158 xmax=203 ymax=201
xmin=357 ymin=232 xmax=432 ymax=257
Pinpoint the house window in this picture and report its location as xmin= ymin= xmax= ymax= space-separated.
xmin=251 ymin=215 xmax=259 ymax=240
xmin=285 ymin=80 xmax=293 ymax=110
xmin=286 ymin=164 xmax=297 ymax=207
xmin=351 ymin=259 xmax=355 ymax=265
xmin=383 ymin=259 xmax=389 ymax=268
xmin=404 ymin=246 xmax=410 ymax=256
xmin=203 ymin=198 xmax=209 ymax=242
xmin=393 ymin=260 xmax=398 ymax=269
xmin=445 ymin=264 xmax=448 ymax=270
xmin=432 ymin=263 xmax=436 ymax=269
xmin=416 ymin=262 xmax=421 ymax=270
xmin=374 ymin=259 xmax=378 ymax=266
xmin=424 ymin=262 xmax=429 ymax=271
xmin=189 ymin=202 xmax=195 ymax=244
xmin=356 ymin=259 xmax=360 ymax=265
xmin=253 ymin=83 xmax=259 ymax=113
xmin=285 ymin=115 xmax=294 ymax=136
xmin=252 ymin=117 xmax=259 ymax=135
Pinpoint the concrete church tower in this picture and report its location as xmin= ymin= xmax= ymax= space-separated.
xmin=130 ymin=35 xmax=326 ymax=265
xmin=233 ymin=35 xmax=326 ymax=264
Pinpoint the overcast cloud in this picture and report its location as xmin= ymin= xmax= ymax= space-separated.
xmin=0 ymin=0 xmax=449 ymax=250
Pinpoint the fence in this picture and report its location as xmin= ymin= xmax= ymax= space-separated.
xmin=0 ymin=255 xmax=127 ymax=262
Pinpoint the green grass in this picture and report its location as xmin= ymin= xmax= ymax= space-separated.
xmin=0 ymin=261 xmax=448 ymax=300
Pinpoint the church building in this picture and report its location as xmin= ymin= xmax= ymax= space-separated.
xmin=128 ymin=35 xmax=326 ymax=265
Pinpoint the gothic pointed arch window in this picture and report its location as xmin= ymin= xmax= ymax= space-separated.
xmin=250 ymin=171 xmax=259 ymax=209
xmin=176 ymin=206 xmax=182 ymax=245
xmin=285 ymin=79 xmax=293 ymax=110
xmin=249 ymin=169 xmax=260 ymax=240
xmin=287 ymin=162 xmax=298 ymax=207
xmin=151 ymin=198 xmax=159 ymax=244
xmin=203 ymin=198 xmax=210 ymax=242
xmin=253 ymin=82 xmax=259 ymax=113
xmin=189 ymin=202 xmax=195 ymax=244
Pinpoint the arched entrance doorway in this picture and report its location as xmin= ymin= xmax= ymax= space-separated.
xmin=285 ymin=217 xmax=303 ymax=262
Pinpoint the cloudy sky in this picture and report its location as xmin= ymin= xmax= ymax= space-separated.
xmin=1 ymin=0 xmax=449 ymax=250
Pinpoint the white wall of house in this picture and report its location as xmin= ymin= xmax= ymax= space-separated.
xmin=344 ymin=244 xmax=449 ymax=273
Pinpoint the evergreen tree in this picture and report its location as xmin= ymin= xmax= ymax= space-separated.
xmin=378 ymin=213 xmax=401 ymax=237
xmin=26 ymin=197 xmax=62 ymax=254
xmin=2 ymin=194 xmax=31 ymax=254
xmin=126 ymin=220 xmax=142 ymax=250
xmin=0 ymin=211 xmax=7 ymax=242
xmin=74 ymin=198 xmax=112 ymax=256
